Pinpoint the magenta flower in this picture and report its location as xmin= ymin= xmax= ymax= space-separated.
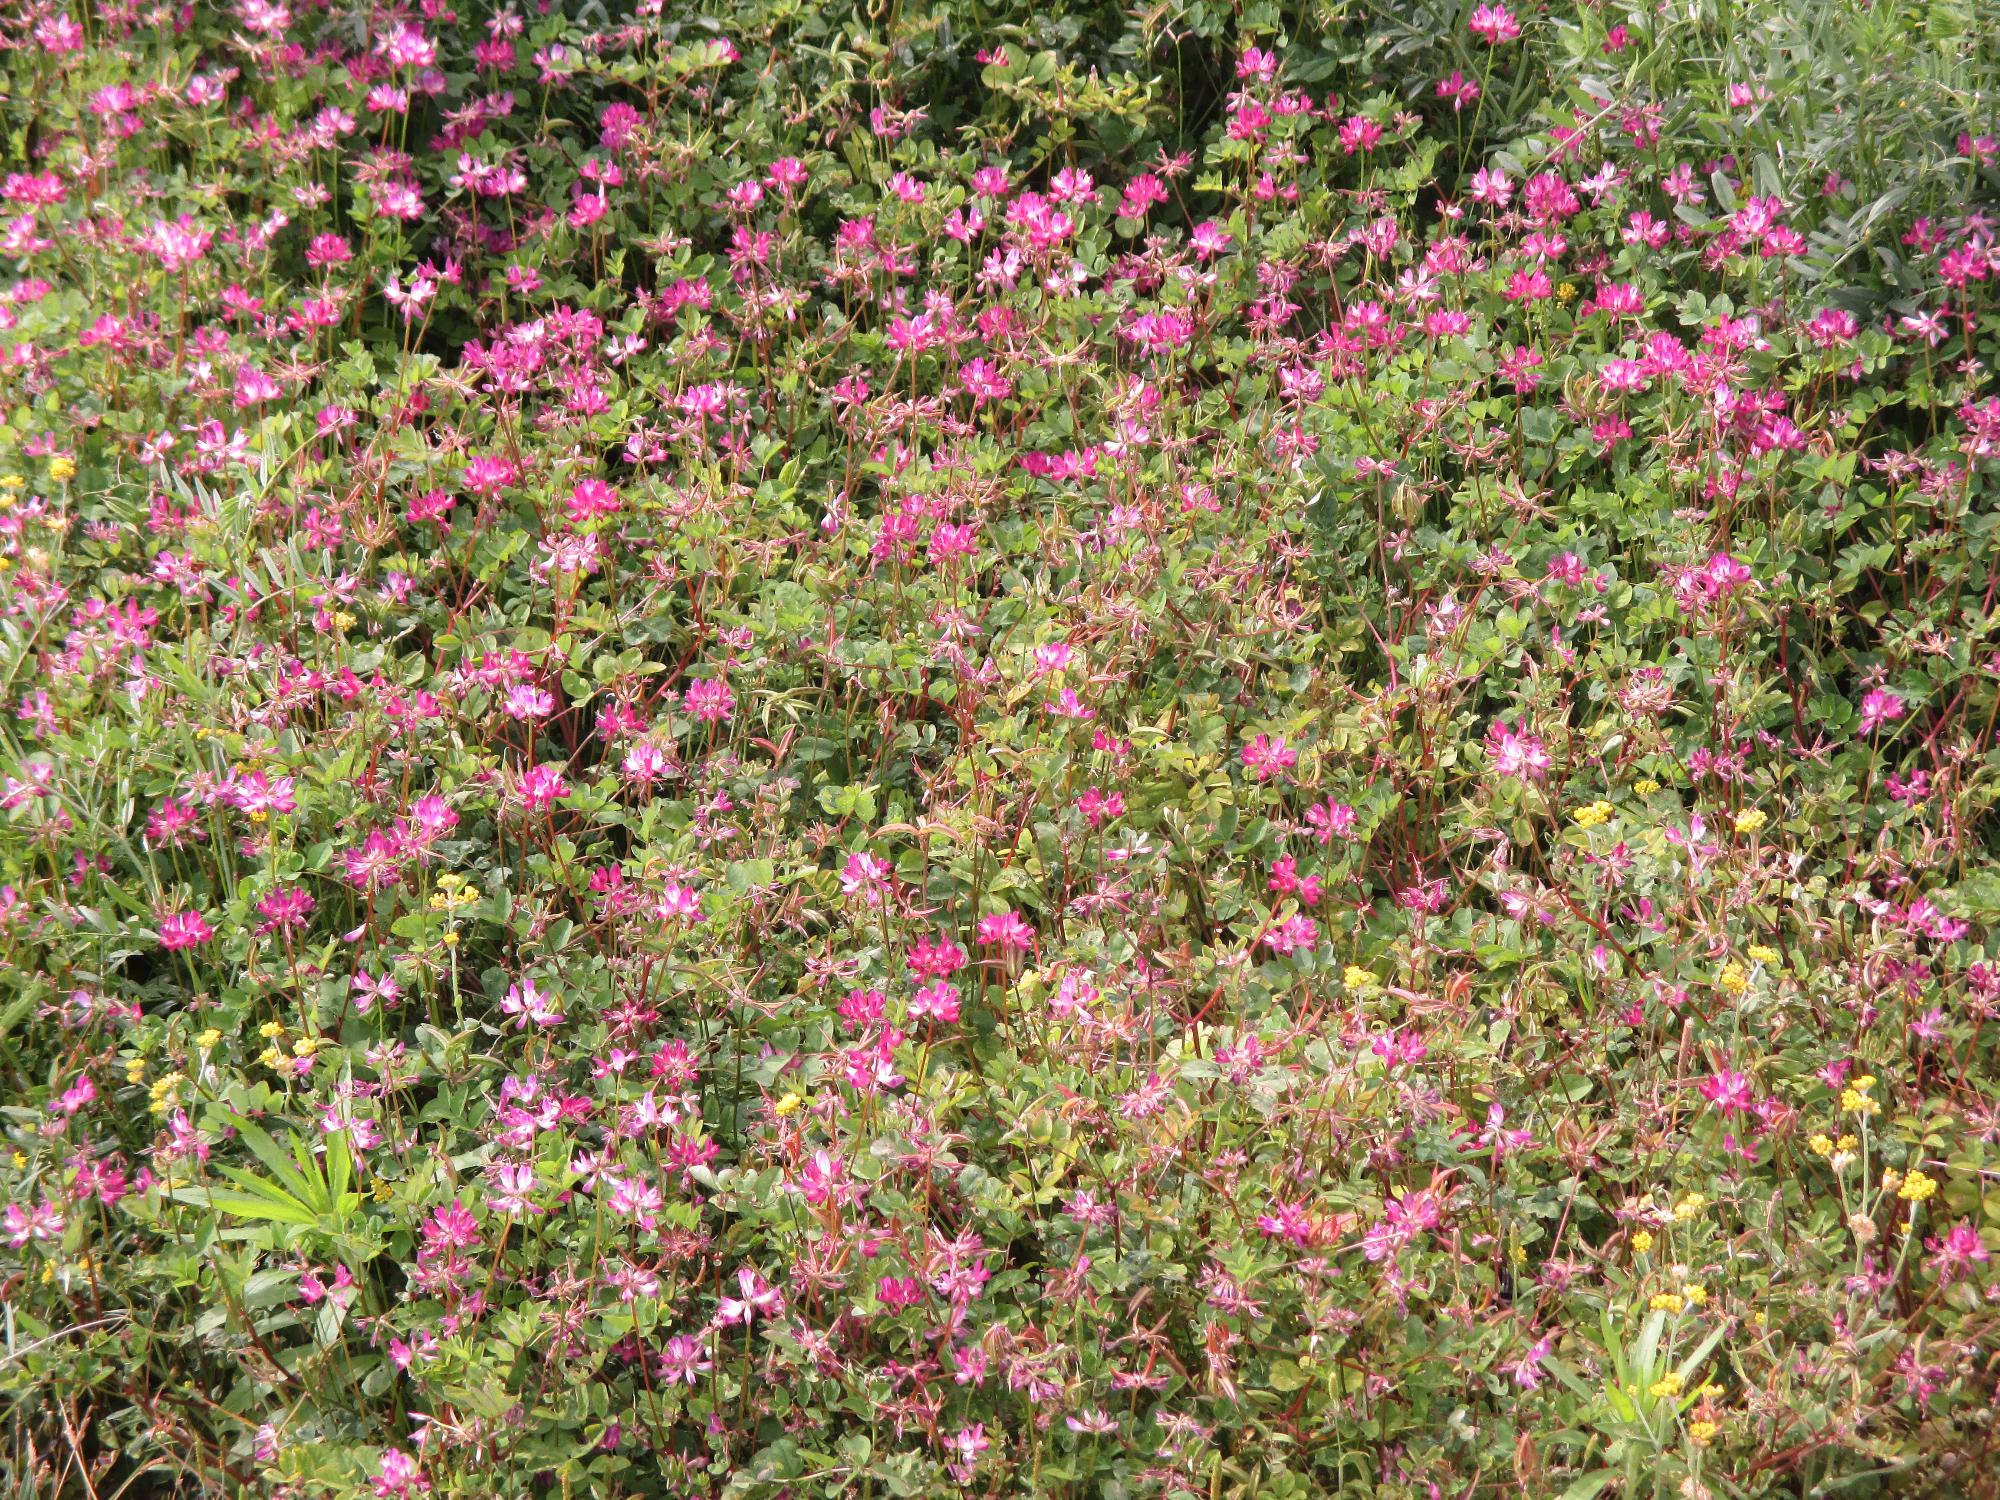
xmin=501 ymin=977 xmax=563 ymax=1030
xmin=1858 ymin=689 xmax=1906 ymax=734
xmin=715 ymin=1266 xmax=783 ymax=1325
xmin=1699 ymin=1069 xmax=1755 ymax=1115
xmin=976 ymin=910 xmax=1036 ymax=953
xmin=1241 ymin=733 xmax=1298 ymax=781
xmin=683 ymin=676 xmax=735 ymax=724
xmin=158 ymin=909 xmax=214 ymax=951
xmin=461 ymin=453 xmax=518 ymax=499
xmin=1486 ymin=721 xmax=1551 ymax=780
xmin=1468 ymin=4 xmax=1521 ymax=44
xmin=515 ymin=764 xmax=571 ymax=811
xmin=372 ymin=1448 xmax=429 ymax=1500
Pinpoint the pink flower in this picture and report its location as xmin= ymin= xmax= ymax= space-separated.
xmin=373 ymin=1449 xmax=429 ymax=1499
xmin=254 ymin=885 xmax=315 ymax=936
xmin=977 ymin=910 xmax=1036 ymax=953
xmin=461 ymin=453 xmax=518 ymax=499
xmin=1486 ymin=721 xmax=1550 ymax=780
xmin=715 ymin=1266 xmax=783 ymax=1325
xmin=656 ymin=1333 xmax=712 ymax=1385
xmin=840 ymin=851 xmax=891 ymax=903
xmin=684 ymin=677 xmax=734 ymax=723
xmin=909 ymin=981 xmax=961 ymax=1023
xmin=1858 ymin=689 xmax=1906 ymax=734
xmin=1241 ymin=734 xmax=1298 ymax=781
xmin=501 ymin=977 xmax=563 ymax=1030
xmin=158 ymin=909 xmax=214 ymax=950
xmin=516 ymin=764 xmax=571 ymax=812
xmin=1699 ymin=1069 xmax=1755 ymax=1115
xmin=1504 ymin=1335 xmax=1553 ymax=1389
xmin=1262 ymin=914 xmax=1319 ymax=955
xmin=1925 ymin=1221 xmax=1991 ymax=1284
xmin=1468 ymin=4 xmax=1521 ymax=44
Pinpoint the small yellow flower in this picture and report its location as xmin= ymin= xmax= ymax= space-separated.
xmin=47 ymin=456 xmax=76 ymax=483
xmin=1556 ymin=281 xmax=1579 ymax=304
xmin=1732 ymin=809 xmax=1767 ymax=834
xmin=1631 ymin=1230 xmax=1654 ymax=1253
xmin=1343 ymin=966 xmax=1378 ymax=992
xmin=258 ymin=1021 xmax=285 ymax=1039
xmin=443 ymin=931 xmax=460 ymax=947
xmin=11 ymin=1150 xmax=26 ymax=1169
xmin=1689 ymin=1420 xmax=1718 ymax=1446
xmin=0 ymin=475 xmax=24 ymax=489
xmin=773 ymin=1092 xmax=804 ymax=1117
xmin=1898 ymin=1170 xmax=1937 ymax=1202
xmin=1747 ymin=944 xmax=1778 ymax=965
xmin=331 ymin=610 xmax=356 ymax=632
xmin=1573 ymin=800 xmax=1615 ymax=828
xmin=1698 ymin=1382 xmax=1722 ymax=1400
xmin=1855 ymin=1074 xmax=1877 ymax=1093
xmin=1837 ymin=1134 xmax=1857 ymax=1152
xmin=1717 ymin=962 xmax=1748 ymax=996
xmin=1751 ymin=1310 xmax=1766 ymax=1326
xmin=291 ymin=1037 xmax=319 ymax=1058
xmin=1840 ymin=1088 xmax=1880 ymax=1117
xmin=1649 ymin=1371 xmax=1684 ymax=1398
xmin=1634 ymin=779 xmax=1660 ymax=795
xmin=148 ymin=1072 xmax=185 ymax=1115
xmin=1683 ymin=1283 xmax=1708 ymax=1306
xmin=1673 ymin=1192 xmax=1707 ymax=1222
xmin=197 ymin=1028 xmax=222 ymax=1051
xmin=1810 ymin=1134 xmax=1834 ymax=1157
xmin=257 ymin=1047 xmax=283 ymax=1069
xmin=125 ymin=1057 xmax=146 ymax=1084
xmin=1649 ymin=1292 xmax=1685 ymax=1314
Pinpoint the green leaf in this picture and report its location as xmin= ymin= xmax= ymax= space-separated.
xmin=1560 ymin=1472 xmax=1617 ymax=1500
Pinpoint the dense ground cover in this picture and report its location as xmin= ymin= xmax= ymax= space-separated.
xmin=2 ymin=0 xmax=1998 ymax=1494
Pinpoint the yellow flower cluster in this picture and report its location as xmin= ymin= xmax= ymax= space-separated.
xmin=1732 ymin=809 xmax=1767 ymax=834
xmin=255 ymin=1020 xmax=319 ymax=1070
xmin=1649 ymin=1292 xmax=1684 ymax=1313
xmin=1672 ymin=1192 xmax=1707 ymax=1222
xmin=1631 ymin=1230 xmax=1655 ymax=1253
xmin=1343 ymin=966 xmax=1378 ymax=993
xmin=148 ymin=1071 xmax=185 ymax=1116
xmin=1634 ymin=779 xmax=1660 ymax=795
xmin=1898 ymin=1170 xmax=1938 ymax=1202
xmin=1746 ymin=944 xmax=1778 ymax=965
xmin=428 ymin=872 xmax=481 ymax=912
xmin=1649 ymin=1371 xmax=1684 ymax=1398
xmin=1573 ymin=800 xmax=1615 ymax=828
xmin=1717 ymin=963 xmax=1748 ymax=996
xmin=1840 ymin=1075 xmax=1881 ymax=1116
